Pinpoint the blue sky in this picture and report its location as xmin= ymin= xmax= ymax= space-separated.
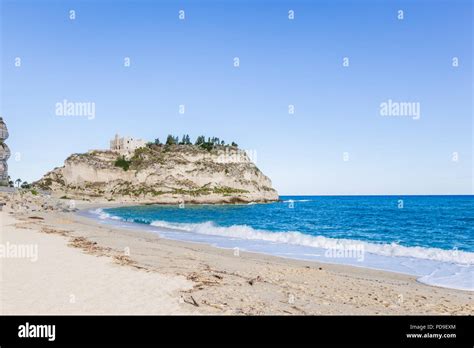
xmin=1 ymin=0 xmax=472 ymax=195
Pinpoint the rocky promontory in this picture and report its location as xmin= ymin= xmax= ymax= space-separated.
xmin=35 ymin=141 xmax=278 ymax=204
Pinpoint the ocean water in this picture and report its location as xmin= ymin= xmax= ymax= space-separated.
xmin=84 ymin=196 xmax=474 ymax=291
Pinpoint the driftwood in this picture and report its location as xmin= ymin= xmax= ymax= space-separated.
xmin=183 ymin=295 xmax=199 ymax=307
xmin=28 ymin=216 xmax=44 ymax=220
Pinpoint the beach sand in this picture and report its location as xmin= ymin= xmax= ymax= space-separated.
xmin=0 ymin=211 xmax=195 ymax=314
xmin=0 ymin=194 xmax=472 ymax=315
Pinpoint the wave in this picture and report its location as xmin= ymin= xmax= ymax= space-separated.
xmin=282 ymin=199 xmax=312 ymax=203
xmin=148 ymin=221 xmax=474 ymax=265
xmin=89 ymin=208 xmax=474 ymax=265
xmin=90 ymin=208 xmax=123 ymax=220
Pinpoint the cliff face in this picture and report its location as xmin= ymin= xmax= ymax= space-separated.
xmin=35 ymin=144 xmax=279 ymax=204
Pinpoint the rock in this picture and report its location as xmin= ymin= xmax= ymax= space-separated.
xmin=34 ymin=145 xmax=278 ymax=204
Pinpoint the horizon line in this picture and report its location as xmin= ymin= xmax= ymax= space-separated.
xmin=278 ymin=194 xmax=474 ymax=197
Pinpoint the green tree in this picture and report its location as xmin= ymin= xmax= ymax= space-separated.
xmin=195 ymin=136 xmax=205 ymax=145
xmin=15 ymin=178 xmax=21 ymax=188
xmin=166 ymin=135 xmax=176 ymax=145
xmin=114 ymin=156 xmax=131 ymax=171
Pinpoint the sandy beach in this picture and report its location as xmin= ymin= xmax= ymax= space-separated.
xmin=0 ymin=192 xmax=472 ymax=315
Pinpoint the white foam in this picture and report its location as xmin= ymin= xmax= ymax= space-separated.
xmin=87 ymin=210 xmax=474 ymax=291
xmin=282 ymin=199 xmax=311 ymax=203
xmin=90 ymin=208 xmax=123 ymax=221
xmin=418 ymin=265 xmax=473 ymax=291
xmin=149 ymin=220 xmax=474 ymax=265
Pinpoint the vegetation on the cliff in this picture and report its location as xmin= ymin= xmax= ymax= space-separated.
xmin=110 ymin=136 xmax=242 ymax=172
xmin=111 ymin=184 xmax=249 ymax=198
xmin=155 ymin=134 xmax=238 ymax=151
xmin=114 ymin=156 xmax=131 ymax=171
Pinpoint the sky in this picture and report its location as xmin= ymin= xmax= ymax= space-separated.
xmin=0 ymin=0 xmax=472 ymax=195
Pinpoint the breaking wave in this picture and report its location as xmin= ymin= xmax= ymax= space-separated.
xmin=88 ymin=206 xmax=474 ymax=265
xmin=87 ymin=208 xmax=474 ymax=290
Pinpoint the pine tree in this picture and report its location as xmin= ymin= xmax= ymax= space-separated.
xmin=195 ymin=136 xmax=205 ymax=145
xmin=166 ymin=135 xmax=176 ymax=145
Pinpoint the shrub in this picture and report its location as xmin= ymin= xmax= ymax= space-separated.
xmin=114 ymin=156 xmax=131 ymax=171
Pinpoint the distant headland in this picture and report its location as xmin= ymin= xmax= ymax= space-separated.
xmin=34 ymin=134 xmax=279 ymax=204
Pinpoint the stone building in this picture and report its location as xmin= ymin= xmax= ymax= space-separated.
xmin=0 ymin=117 xmax=10 ymax=186
xmin=110 ymin=134 xmax=146 ymax=156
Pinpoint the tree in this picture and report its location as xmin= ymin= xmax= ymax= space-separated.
xmin=195 ymin=136 xmax=205 ymax=146
xmin=15 ymin=178 xmax=21 ymax=188
xmin=154 ymin=138 xmax=161 ymax=145
xmin=185 ymin=134 xmax=191 ymax=145
xmin=231 ymin=141 xmax=238 ymax=147
xmin=166 ymin=135 xmax=176 ymax=146
xmin=21 ymin=181 xmax=31 ymax=189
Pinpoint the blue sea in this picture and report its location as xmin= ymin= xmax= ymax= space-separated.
xmin=84 ymin=196 xmax=474 ymax=291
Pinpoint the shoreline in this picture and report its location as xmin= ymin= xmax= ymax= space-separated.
xmin=85 ymin=204 xmax=473 ymax=292
xmin=1 ymin=194 xmax=472 ymax=315
xmin=79 ymin=206 xmax=425 ymax=278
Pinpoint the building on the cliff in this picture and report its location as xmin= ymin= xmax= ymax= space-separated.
xmin=0 ymin=117 xmax=10 ymax=186
xmin=110 ymin=134 xmax=146 ymax=156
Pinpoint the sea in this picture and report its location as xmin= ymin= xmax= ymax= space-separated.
xmin=83 ymin=195 xmax=474 ymax=291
